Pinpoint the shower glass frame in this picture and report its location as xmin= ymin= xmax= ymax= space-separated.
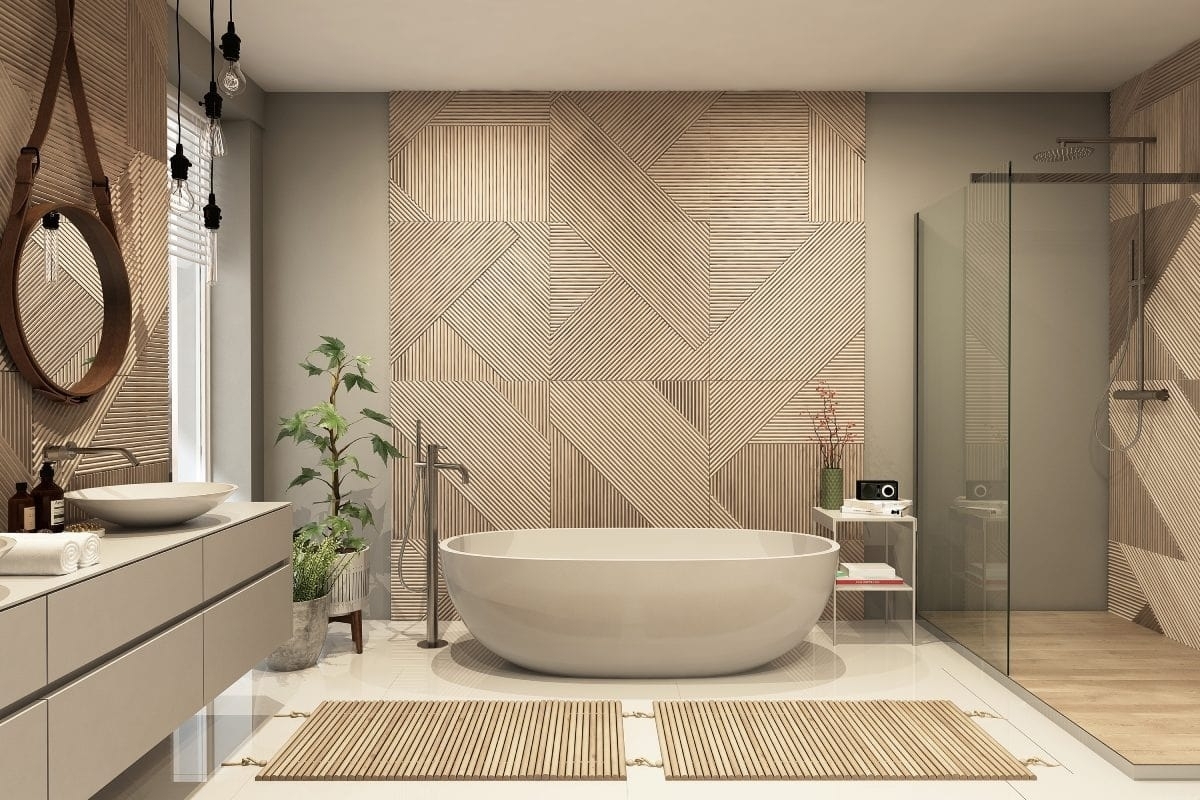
xmin=915 ymin=163 xmax=1012 ymax=675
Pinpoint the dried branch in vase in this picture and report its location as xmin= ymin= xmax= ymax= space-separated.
xmin=811 ymin=381 xmax=858 ymax=469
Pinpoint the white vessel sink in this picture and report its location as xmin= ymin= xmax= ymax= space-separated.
xmin=64 ymin=482 xmax=237 ymax=528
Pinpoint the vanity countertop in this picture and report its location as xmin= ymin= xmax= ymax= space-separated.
xmin=0 ymin=501 xmax=289 ymax=613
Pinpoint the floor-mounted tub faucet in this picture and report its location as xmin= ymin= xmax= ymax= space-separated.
xmin=44 ymin=441 xmax=140 ymax=466
xmin=417 ymin=440 xmax=470 ymax=649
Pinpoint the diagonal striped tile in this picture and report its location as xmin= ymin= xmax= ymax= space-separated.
xmin=709 ymin=221 xmax=820 ymax=331
xmin=389 ymin=222 xmax=519 ymax=356
xmin=567 ymin=90 xmax=719 ymax=168
xmin=753 ymin=329 xmax=866 ymax=444
xmin=550 ymin=429 xmax=648 ymax=528
xmin=551 ymin=275 xmax=705 ymax=381
xmin=549 ymin=223 xmax=611 ymax=333
xmin=551 ymin=95 xmax=709 ymax=348
xmin=430 ymin=91 xmax=552 ymax=125
xmin=801 ymin=91 xmax=866 ymax=157
xmin=705 ymin=222 xmax=865 ymax=380
xmin=443 ymin=223 xmax=549 ymax=380
xmin=708 ymin=381 xmax=802 ymax=473
xmin=550 ymin=381 xmax=729 ymax=527
xmin=390 ymin=382 xmax=551 ymax=531
xmin=809 ymin=106 xmax=865 ymax=222
xmin=392 ymin=320 xmax=499 ymax=383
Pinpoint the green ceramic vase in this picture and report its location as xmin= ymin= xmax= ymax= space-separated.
xmin=819 ymin=467 xmax=843 ymax=510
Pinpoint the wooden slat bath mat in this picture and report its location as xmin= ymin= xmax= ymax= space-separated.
xmin=653 ymin=700 xmax=1035 ymax=780
xmin=257 ymin=700 xmax=626 ymax=781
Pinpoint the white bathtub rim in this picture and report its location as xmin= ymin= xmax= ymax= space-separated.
xmin=439 ymin=527 xmax=839 ymax=563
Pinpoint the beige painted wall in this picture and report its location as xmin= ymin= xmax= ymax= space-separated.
xmin=866 ymin=93 xmax=1111 ymax=611
xmin=262 ymin=93 xmax=393 ymax=617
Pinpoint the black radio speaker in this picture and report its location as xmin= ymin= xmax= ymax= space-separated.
xmin=856 ymin=479 xmax=899 ymax=501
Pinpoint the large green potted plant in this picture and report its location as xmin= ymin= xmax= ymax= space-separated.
xmin=265 ymin=536 xmax=345 ymax=671
xmin=276 ymin=336 xmax=400 ymax=638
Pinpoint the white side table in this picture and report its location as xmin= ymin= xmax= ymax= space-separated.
xmin=810 ymin=507 xmax=918 ymax=645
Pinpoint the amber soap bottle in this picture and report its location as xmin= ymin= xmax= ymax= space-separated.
xmin=31 ymin=461 xmax=66 ymax=532
xmin=7 ymin=482 xmax=36 ymax=532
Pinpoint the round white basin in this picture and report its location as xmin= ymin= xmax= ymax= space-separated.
xmin=64 ymin=482 xmax=237 ymax=528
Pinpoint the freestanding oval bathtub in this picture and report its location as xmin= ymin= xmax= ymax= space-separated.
xmin=440 ymin=528 xmax=838 ymax=678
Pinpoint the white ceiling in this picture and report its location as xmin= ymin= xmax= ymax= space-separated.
xmin=180 ymin=0 xmax=1200 ymax=93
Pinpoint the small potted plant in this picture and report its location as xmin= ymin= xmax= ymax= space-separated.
xmin=811 ymin=381 xmax=857 ymax=510
xmin=265 ymin=536 xmax=344 ymax=671
xmin=276 ymin=336 xmax=400 ymax=652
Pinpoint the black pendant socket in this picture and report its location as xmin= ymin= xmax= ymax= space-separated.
xmin=203 ymin=192 xmax=222 ymax=231
xmin=202 ymin=81 xmax=223 ymax=121
xmin=170 ymin=142 xmax=192 ymax=181
xmin=220 ymin=21 xmax=242 ymax=62
xmin=41 ymin=211 xmax=60 ymax=231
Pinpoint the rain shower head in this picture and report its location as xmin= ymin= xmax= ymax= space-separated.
xmin=1033 ymin=143 xmax=1095 ymax=163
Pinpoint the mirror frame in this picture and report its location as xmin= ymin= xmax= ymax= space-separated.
xmin=0 ymin=202 xmax=131 ymax=404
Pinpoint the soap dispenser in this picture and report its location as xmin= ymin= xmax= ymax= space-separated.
xmin=31 ymin=461 xmax=65 ymax=532
xmin=7 ymin=482 xmax=36 ymax=532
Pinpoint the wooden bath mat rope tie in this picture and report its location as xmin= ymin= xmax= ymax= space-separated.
xmin=965 ymin=709 xmax=1004 ymax=719
xmin=622 ymin=711 xmax=655 ymax=719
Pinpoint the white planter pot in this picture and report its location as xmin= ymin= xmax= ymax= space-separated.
xmin=329 ymin=545 xmax=370 ymax=616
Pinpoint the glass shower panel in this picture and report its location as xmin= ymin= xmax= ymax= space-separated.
xmin=917 ymin=165 xmax=1011 ymax=674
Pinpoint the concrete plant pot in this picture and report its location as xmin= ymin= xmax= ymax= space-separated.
xmin=265 ymin=593 xmax=331 ymax=671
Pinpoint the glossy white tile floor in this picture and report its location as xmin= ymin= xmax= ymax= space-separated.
xmin=103 ymin=619 xmax=1200 ymax=799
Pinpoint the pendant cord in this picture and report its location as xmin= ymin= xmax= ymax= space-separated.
xmin=209 ymin=0 xmax=216 ymax=82
xmin=174 ymin=0 xmax=181 ymax=129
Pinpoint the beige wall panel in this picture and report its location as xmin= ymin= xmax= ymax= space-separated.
xmin=389 ymin=91 xmax=866 ymax=618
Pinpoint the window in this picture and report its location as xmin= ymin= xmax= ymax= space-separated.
xmin=168 ymin=90 xmax=212 ymax=482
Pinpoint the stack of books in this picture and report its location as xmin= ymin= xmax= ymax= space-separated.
xmin=840 ymin=498 xmax=913 ymax=516
xmin=836 ymin=562 xmax=905 ymax=586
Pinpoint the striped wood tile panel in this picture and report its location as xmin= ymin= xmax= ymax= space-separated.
xmin=1107 ymin=37 xmax=1200 ymax=650
xmin=389 ymin=92 xmax=866 ymax=619
xmin=257 ymin=700 xmax=627 ymax=781
xmin=0 ymin=0 xmax=169 ymax=493
xmin=653 ymin=700 xmax=1034 ymax=780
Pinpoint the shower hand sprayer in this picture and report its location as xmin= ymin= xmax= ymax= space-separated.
xmin=396 ymin=420 xmax=471 ymax=649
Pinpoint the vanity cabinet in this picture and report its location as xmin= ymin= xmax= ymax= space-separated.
xmin=0 ymin=502 xmax=290 ymax=800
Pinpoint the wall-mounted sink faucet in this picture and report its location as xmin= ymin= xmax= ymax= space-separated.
xmin=44 ymin=441 xmax=140 ymax=467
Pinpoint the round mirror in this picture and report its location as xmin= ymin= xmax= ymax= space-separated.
xmin=0 ymin=203 xmax=131 ymax=403
xmin=16 ymin=212 xmax=104 ymax=389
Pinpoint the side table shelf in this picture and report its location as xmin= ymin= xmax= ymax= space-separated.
xmin=810 ymin=507 xmax=918 ymax=645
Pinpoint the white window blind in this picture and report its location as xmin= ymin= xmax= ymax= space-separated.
xmin=168 ymin=89 xmax=211 ymax=482
xmin=167 ymin=91 xmax=213 ymax=267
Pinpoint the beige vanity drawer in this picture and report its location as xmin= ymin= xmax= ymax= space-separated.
xmin=202 ymin=564 xmax=291 ymax=703
xmin=203 ymin=506 xmax=290 ymax=600
xmin=47 ymin=541 xmax=203 ymax=682
xmin=0 ymin=701 xmax=48 ymax=800
xmin=0 ymin=597 xmax=47 ymax=710
xmin=47 ymin=615 xmax=203 ymax=800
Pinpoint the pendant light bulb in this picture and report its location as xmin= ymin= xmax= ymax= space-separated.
xmin=218 ymin=21 xmax=247 ymax=98
xmin=41 ymin=212 xmax=61 ymax=283
xmin=201 ymin=82 xmax=226 ymax=159
xmin=168 ymin=142 xmax=195 ymax=212
xmin=203 ymin=192 xmax=222 ymax=286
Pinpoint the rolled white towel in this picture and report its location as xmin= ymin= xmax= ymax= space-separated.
xmin=1 ymin=533 xmax=82 ymax=575
xmin=59 ymin=531 xmax=101 ymax=567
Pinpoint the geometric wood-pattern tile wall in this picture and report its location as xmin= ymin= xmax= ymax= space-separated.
xmin=0 ymin=0 xmax=169 ymax=497
xmin=388 ymin=91 xmax=866 ymax=620
xmin=1107 ymin=36 xmax=1200 ymax=648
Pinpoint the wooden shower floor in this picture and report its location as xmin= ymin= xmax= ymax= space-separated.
xmin=928 ymin=611 xmax=1200 ymax=766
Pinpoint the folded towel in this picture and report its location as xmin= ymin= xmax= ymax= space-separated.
xmin=59 ymin=531 xmax=101 ymax=567
xmin=1 ymin=533 xmax=81 ymax=575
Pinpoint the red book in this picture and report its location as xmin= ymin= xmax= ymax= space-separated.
xmin=836 ymin=578 xmax=905 ymax=585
